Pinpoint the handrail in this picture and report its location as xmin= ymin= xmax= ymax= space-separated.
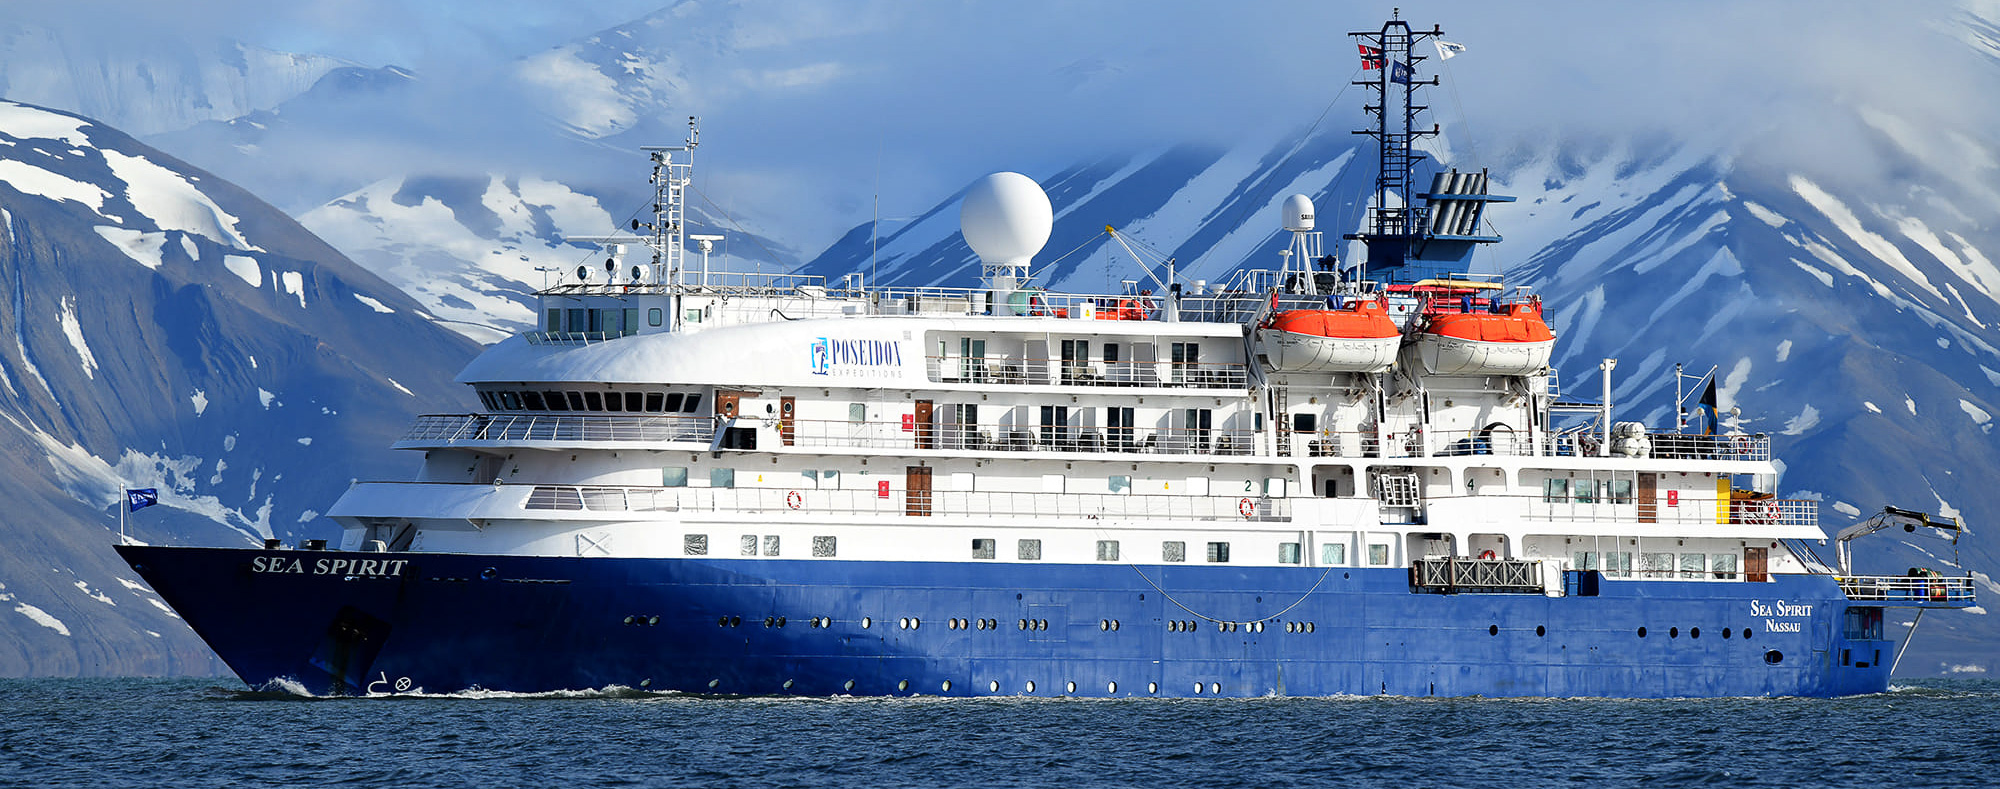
xmin=1836 ymin=574 xmax=1976 ymax=605
xmin=399 ymin=414 xmax=713 ymax=444
xmin=515 ymin=483 xmax=1291 ymax=522
xmin=927 ymin=355 xmax=1249 ymax=389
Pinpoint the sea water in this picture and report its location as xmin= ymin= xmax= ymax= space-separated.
xmin=2 ymin=678 xmax=1995 ymax=788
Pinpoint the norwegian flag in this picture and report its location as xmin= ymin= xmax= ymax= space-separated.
xmin=1358 ymin=43 xmax=1383 ymax=70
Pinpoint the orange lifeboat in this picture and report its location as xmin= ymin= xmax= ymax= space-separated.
xmin=1412 ymin=301 xmax=1555 ymax=375
xmin=1254 ymin=299 xmax=1401 ymax=373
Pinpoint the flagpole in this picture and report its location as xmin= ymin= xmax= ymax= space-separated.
xmin=119 ymin=488 xmax=126 ymax=545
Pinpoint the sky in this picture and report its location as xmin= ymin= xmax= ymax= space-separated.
xmin=8 ymin=0 xmax=1998 ymax=253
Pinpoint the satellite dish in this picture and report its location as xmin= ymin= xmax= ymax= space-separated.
xmin=960 ymin=172 xmax=1052 ymax=266
xmin=1282 ymin=194 xmax=1315 ymax=232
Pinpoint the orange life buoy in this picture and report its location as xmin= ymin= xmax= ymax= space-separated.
xmin=1732 ymin=435 xmax=1753 ymax=456
xmin=786 ymin=491 xmax=803 ymax=510
xmin=1238 ymin=498 xmax=1256 ymax=518
xmin=1479 ymin=550 xmax=1497 ymax=560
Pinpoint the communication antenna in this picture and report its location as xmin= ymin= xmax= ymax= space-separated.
xmin=689 ymin=234 xmax=724 ymax=288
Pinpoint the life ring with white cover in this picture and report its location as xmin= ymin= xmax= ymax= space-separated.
xmin=786 ymin=491 xmax=803 ymax=510
xmin=1732 ymin=435 xmax=1753 ymax=456
xmin=1479 ymin=550 xmax=1497 ymax=560
xmin=1761 ymin=500 xmax=1781 ymax=523
xmin=1238 ymin=498 xmax=1256 ymax=518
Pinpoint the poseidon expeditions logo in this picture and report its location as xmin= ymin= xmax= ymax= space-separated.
xmin=810 ymin=337 xmax=904 ymax=378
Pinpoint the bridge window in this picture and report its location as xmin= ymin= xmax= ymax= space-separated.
xmin=664 ymin=393 xmax=685 ymax=412
xmin=972 ymin=538 xmax=996 ymax=559
xmin=583 ymin=392 xmax=603 ymax=411
xmin=683 ymin=394 xmax=703 ymax=412
xmin=545 ymin=309 xmax=560 ymax=332
xmin=522 ymin=391 xmax=546 ymax=410
xmin=566 ymin=392 xmax=586 ymax=411
xmin=1163 ymin=541 xmax=1186 ymax=562
xmin=644 ymin=392 xmax=664 ymax=412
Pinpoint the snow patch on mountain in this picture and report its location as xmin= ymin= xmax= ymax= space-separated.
xmin=0 ymin=159 xmax=110 ymax=209
xmin=93 ymin=227 xmax=169 ymax=269
xmin=1962 ymin=399 xmax=1993 ymax=432
xmin=57 ymin=296 xmax=96 ymax=379
xmin=99 ymin=149 xmax=261 ymax=251
xmin=223 ymin=255 xmax=261 ymax=287
xmin=1790 ymin=175 xmax=1945 ymax=302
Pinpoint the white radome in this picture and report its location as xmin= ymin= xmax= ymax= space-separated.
xmin=1282 ymin=194 xmax=1315 ymax=232
xmin=960 ymin=172 xmax=1053 ymax=265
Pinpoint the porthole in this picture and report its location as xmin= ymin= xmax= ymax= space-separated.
xmin=1669 ymin=627 xmax=1679 ymax=639
xmin=1193 ymin=683 xmax=1203 ymax=695
xmin=1148 ymin=682 xmax=1159 ymax=694
xmin=899 ymin=618 xmax=909 ymax=629
xmin=1025 ymin=681 xmax=1036 ymax=693
xmin=765 ymin=616 xmax=776 ymax=628
xmin=718 ymin=616 xmax=729 ymax=627
xmin=1536 ymin=625 xmax=1545 ymax=637
xmin=1307 ymin=622 xmax=1315 ymax=634
xmin=1209 ymin=683 xmax=1221 ymax=694
xmin=1691 ymin=627 xmax=1701 ymax=639
xmin=844 ymin=680 xmax=856 ymax=691
xmin=648 ymin=616 xmax=659 ymax=626
xmin=861 ymin=617 xmax=871 ymax=629
xmin=624 ymin=616 xmax=636 ymax=625
xmin=1066 ymin=681 xmax=1077 ymax=693
xmin=912 ymin=618 xmax=921 ymax=629
xmin=1108 ymin=682 xmax=1118 ymax=694
xmin=1101 ymin=620 xmax=1111 ymax=631
xmin=1489 ymin=624 xmax=1499 ymax=636
xmin=782 ymin=679 xmax=793 ymax=690
xmin=708 ymin=679 xmax=720 ymax=689
xmin=1744 ymin=628 xmax=1755 ymax=639
xmin=989 ymin=680 xmax=1000 ymax=693
xmin=1765 ymin=650 xmax=1784 ymax=665
xmin=1020 ymin=619 xmax=1029 ymax=631
xmin=1111 ymin=620 xmax=1120 ymax=631
xmin=1637 ymin=627 xmax=1648 ymax=638
xmin=1722 ymin=628 xmax=1733 ymax=639
xmin=730 ymin=616 xmax=740 ymax=627
xmin=898 ymin=680 xmax=910 ymax=692
xmin=942 ymin=680 xmax=953 ymax=692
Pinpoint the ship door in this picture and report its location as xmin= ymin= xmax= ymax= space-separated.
xmin=716 ymin=390 xmax=745 ymax=419
xmin=1637 ymin=473 xmax=1658 ymax=523
xmin=914 ymin=400 xmax=935 ymax=450
xmin=1745 ymin=547 xmax=1769 ymax=583
xmin=905 ymin=466 xmax=933 ymax=516
xmin=779 ymin=396 xmax=796 ymax=446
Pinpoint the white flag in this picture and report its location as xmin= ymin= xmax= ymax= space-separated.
xmin=1435 ymin=40 xmax=1466 ymax=60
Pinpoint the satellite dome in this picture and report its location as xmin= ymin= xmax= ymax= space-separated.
xmin=1282 ymin=194 xmax=1315 ymax=232
xmin=960 ymin=172 xmax=1053 ymax=266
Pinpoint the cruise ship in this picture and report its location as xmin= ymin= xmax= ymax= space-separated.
xmin=119 ymin=17 xmax=1974 ymax=698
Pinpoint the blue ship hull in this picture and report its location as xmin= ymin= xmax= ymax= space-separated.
xmin=117 ymin=545 xmax=1893 ymax=698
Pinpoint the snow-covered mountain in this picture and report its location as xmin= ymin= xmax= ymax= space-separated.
xmin=0 ymin=100 xmax=480 ymax=675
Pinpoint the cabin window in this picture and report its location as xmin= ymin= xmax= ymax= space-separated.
xmin=1170 ymin=342 xmax=1200 ymax=382
xmin=972 ymin=538 xmax=996 ymax=559
xmin=1609 ymin=478 xmax=1634 ymax=504
xmin=1368 ymin=543 xmax=1391 ymax=566
xmin=644 ymin=392 xmax=664 ymax=412
xmin=623 ymin=308 xmax=639 ymax=336
xmin=1278 ymin=542 xmax=1301 ymax=564
xmin=1018 ymin=539 xmax=1042 ymax=561
xmin=1292 ymin=413 xmax=1316 ymax=433
xmin=1097 ymin=540 xmax=1120 ymax=561
xmin=683 ymin=534 xmax=708 ymax=556
xmin=740 ymin=535 xmax=759 ymax=556
xmin=944 ymin=404 xmax=979 ymax=449
xmin=1603 ymin=551 xmax=1634 ymax=578
xmin=1061 ymin=339 xmax=1090 ymax=383
xmin=812 ymin=536 xmax=836 ymax=557
xmin=710 ymin=468 xmax=735 ymax=488
xmin=1039 ymin=405 xmax=1071 ymax=447
xmin=1321 ymin=543 xmax=1347 ymax=565
xmin=648 ymin=307 xmax=663 ymax=327
xmin=1107 ymin=407 xmax=1136 ymax=451
xmin=763 ymin=535 xmax=781 ymax=557
xmin=1680 ymin=553 xmax=1708 ymax=579
xmin=1108 ymin=475 xmax=1131 ymax=493
xmin=662 ymin=467 xmax=688 ymax=487
xmin=1163 ymin=541 xmax=1186 ymax=562
xmin=848 ymin=403 xmax=867 ymax=423
xmin=1573 ymin=479 xmax=1598 ymax=504
xmin=1183 ymin=408 xmax=1213 ymax=452
xmin=1573 ymin=551 xmax=1599 ymax=571
xmin=1542 ymin=478 xmax=1569 ymax=503
xmin=1206 ymin=542 xmax=1231 ymax=563
xmin=1712 ymin=553 xmax=1740 ymax=580
xmin=1640 ymin=552 xmax=1674 ymax=578
xmin=545 ymin=309 xmax=560 ymax=333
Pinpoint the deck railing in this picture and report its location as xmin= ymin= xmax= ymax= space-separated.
xmin=1837 ymin=575 xmax=1977 ymax=605
xmin=400 ymin=414 xmax=712 ymax=444
xmin=927 ymin=356 xmax=1249 ymax=389
xmin=520 ymin=484 xmax=1291 ymax=522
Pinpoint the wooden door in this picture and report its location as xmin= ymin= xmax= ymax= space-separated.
xmin=914 ymin=400 xmax=934 ymax=450
xmin=779 ymin=396 xmax=796 ymax=446
xmin=1637 ymin=473 xmax=1657 ymax=523
xmin=1745 ymin=547 xmax=1769 ymax=583
xmin=905 ymin=466 xmax=933 ymax=517
xmin=716 ymin=390 xmax=743 ymax=419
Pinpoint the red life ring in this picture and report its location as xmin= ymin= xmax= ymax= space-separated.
xmin=786 ymin=491 xmax=804 ymax=510
xmin=1478 ymin=550 xmax=1497 ymax=560
xmin=1732 ymin=435 xmax=1753 ymax=456
xmin=1761 ymin=500 xmax=1781 ymax=523
xmin=1238 ymin=498 xmax=1256 ymax=518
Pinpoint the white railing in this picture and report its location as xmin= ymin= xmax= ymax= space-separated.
xmin=926 ymin=356 xmax=1249 ymax=389
xmin=1837 ymin=575 xmax=1976 ymax=604
xmin=1519 ymin=495 xmax=1817 ymax=528
xmin=521 ymin=484 xmax=1290 ymax=522
xmin=400 ymin=414 xmax=712 ymax=444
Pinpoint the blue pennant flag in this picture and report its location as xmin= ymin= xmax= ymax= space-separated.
xmin=126 ymin=488 xmax=159 ymax=513
xmin=1389 ymin=60 xmax=1412 ymax=85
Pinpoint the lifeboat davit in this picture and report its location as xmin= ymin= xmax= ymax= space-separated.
xmin=1255 ymin=300 xmax=1401 ymax=373
xmin=1412 ymin=302 xmax=1555 ymax=375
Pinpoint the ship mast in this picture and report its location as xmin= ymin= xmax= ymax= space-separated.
xmin=1345 ymin=14 xmax=1512 ymax=282
xmin=643 ymin=117 xmax=700 ymax=287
